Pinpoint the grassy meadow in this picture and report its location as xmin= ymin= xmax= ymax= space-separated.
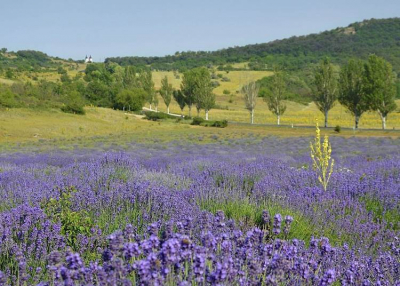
xmin=1 ymin=64 xmax=400 ymax=131
xmin=1 ymin=107 xmax=399 ymax=155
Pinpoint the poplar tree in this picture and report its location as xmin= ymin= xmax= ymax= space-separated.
xmin=159 ymin=76 xmax=173 ymax=114
xmin=241 ymin=81 xmax=259 ymax=124
xmin=123 ymin=66 xmax=138 ymax=89
xmin=173 ymin=89 xmax=186 ymax=116
xmin=181 ymin=70 xmax=196 ymax=117
xmin=264 ymin=67 xmax=287 ymax=125
xmin=363 ymin=55 xmax=397 ymax=130
xmin=193 ymin=67 xmax=215 ymax=120
xmin=139 ymin=70 xmax=155 ymax=110
xmin=313 ymin=58 xmax=337 ymax=128
xmin=338 ymin=59 xmax=368 ymax=129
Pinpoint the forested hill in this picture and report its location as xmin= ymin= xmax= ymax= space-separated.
xmin=0 ymin=49 xmax=75 ymax=72
xmin=105 ymin=18 xmax=400 ymax=72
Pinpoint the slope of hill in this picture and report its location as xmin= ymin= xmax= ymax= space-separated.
xmin=105 ymin=18 xmax=400 ymax=72
xmin=0 ymin=50 xmax=60 ymax=70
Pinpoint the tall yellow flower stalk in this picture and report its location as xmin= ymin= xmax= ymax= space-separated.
xmin=310 ymin=122 xmax=334 ymax=191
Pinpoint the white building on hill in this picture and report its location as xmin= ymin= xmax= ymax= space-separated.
xmin=84 ymin=55 xmax=93 ymax=63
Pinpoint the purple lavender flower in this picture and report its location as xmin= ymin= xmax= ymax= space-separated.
xmin=273 ymin=214 xmax=282 ymax=235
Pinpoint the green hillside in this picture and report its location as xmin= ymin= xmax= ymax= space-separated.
xmin=0 ymin=49 xmax=70 ymax=71
xmin=105 ymin=18 xmax=400 ymax=72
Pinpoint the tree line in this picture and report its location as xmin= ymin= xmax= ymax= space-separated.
xmin=245 ymin=55 xmax=398 ymax=129
xmin=0 ymin=55 xmax=397 ymax=129
xmin=0 ymin=62 xmax=219 ymax=120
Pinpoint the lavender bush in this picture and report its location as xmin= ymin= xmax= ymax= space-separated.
xmin=0 ymin=136 xmax=399 ymax=285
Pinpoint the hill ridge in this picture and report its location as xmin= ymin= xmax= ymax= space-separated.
xmin=105 ymin=17 xmax=400 ymax=72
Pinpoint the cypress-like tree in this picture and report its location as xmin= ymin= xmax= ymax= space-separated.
xmin=241 ymin=81 xmax=259 ymax=124
xmin=363 ymin=55 xmax=397 ymax=130
xmin=159 ymin=76 xmax=173 ymax=114
xmin=338 ymin=59 xmax=368 ymax=129
xmin=181 ymin=70 xmax=196 ymax=117
xmin=173 ymin=89 xmax=186 ymax=116
xmin=263 ymin=67 xmax=287 ymax=125
xmin=313 ymin=58 xmax=337 ymax=128
xmin=123 ymin=66 xmax=138 ymax=89
xmin=139 ymin=70 xmax=155 ymax=110
xmin=193 ymin=67 xmax=215 ymax=120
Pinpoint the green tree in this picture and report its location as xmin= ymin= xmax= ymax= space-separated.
xmin=85 ymin=80 xmax=114 ymax=107
xmin=396 ymin=80 xmax=400 ymax=99
xmin=153 ymin=91 xmax=159 ymax=112
xmin=193 ymin=67 xmax=215 ymax=120
xmin=84 ymin=63 xmax=112 ymax=84
xmin=263 ymin=67 xmax=287 ymax=125
xmin=241 ymin=81 xmax=259 ymax=124
xmin=114 ymin=88 xmax=146 ymax=111
xmin=139 ymin=70 xmax=155 ymax=110
xmin=159 ymin=76 xmax=173 ymax=114
xmin=123 ymin=66 xmax=139 ymax=88
xmin=313 ymin=58 xmax=337 ymax=128
xmin=61 ymin=91 xmax=86 ymax=115
xmin=338 ymin=59 xmax=369 ymax=129
xmin=173 ymin=89 xmax=186 ymax=115
xmin=181 ymin=70 xmax=197 ymax=117
xmin=363 ymin=55 xmax=397 ymax=129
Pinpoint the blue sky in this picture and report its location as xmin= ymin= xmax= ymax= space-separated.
xmin=1 ymin=0 xmax=399 ymax=61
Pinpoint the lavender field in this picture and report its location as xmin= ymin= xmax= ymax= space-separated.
xmin=0 ymin=136 xmax=399 ymax=285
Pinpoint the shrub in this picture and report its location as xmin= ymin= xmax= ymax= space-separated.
xmin=61 ymin=91 xmax=86 ymax=115
xmin=221 ymin=76 xmax=231 ymax=82
xmin=191 ymin=117 xmax=228 ymax=128
xmin=144 ymin=111 xmax=176 ymax=121
xmin=41 ymin=187 xmax=93 ymax=250
xmin=211 ymin=81 xmax=220 ymax=87
xmin=61 ymin=104 xmax=85 ymax=115
xmin=223 ymin=89 xmax=231 ymax=95
xmin=5 ymin=69 xmax=14 ymax=79
xmin=191 ymin=117 xmax=205 ymax=125
xmin=334 ymin=125 xmax=341 ymax=133
xmin=0 ymin=90 xmax=18 ymax=108
xmin=212 ymin=120 xmax=228 ymax=128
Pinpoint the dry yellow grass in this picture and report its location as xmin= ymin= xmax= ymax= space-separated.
xmin=231 ymin=62 xmax=250 ymax=69
xmin=0 ymin=78 xmax=15 ymax=85
xmin=0 ymin=107 xmax=156 ymax=143
xmin=1 ymin=108 xmax=398 ymax=150
xmin=156 ymin=98 xmax=400 ymax=129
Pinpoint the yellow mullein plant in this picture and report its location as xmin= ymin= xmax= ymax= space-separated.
xmin=310 ymin=122 xmax=334 ymax=191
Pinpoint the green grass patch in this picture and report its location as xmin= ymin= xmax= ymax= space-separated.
xmin=359 ymin=195 xmax=400 ymax=230
xmin=198 ymin=198 xmax=316 ymax=243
